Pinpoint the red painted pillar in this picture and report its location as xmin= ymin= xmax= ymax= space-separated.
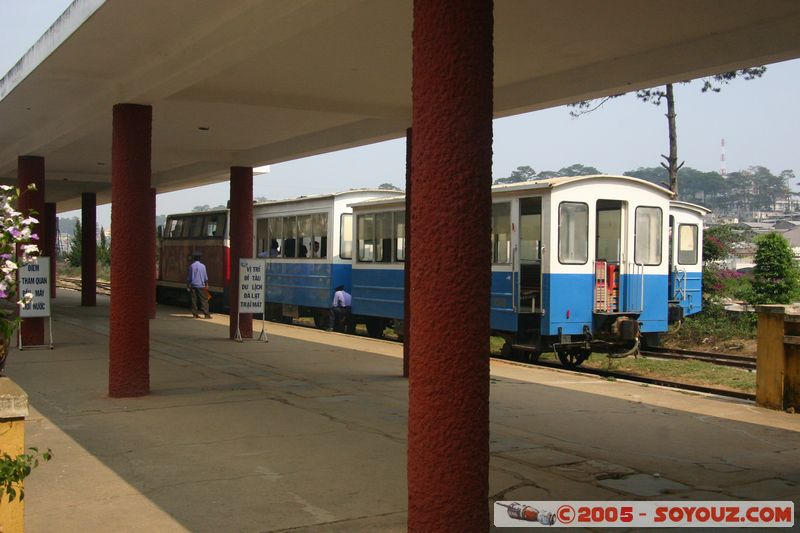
xmin=17 ymin=156 xmax=45 ymax=346
xmin=81 ymin=193 xmax=96 ymax=307
xmin=148 ymin=187 xmax=156 ymax=319
xmin=408 ymin=1 xmax=493 ymax=531
xmin=109 ymin=103 xmax=151 ymax=397
xmin=44 ymin=203 xmax=57 ymax=299
xmin=403 ymin=128 xmax=412 ymax=378
xmin=229 ymin=166 xmax=253 ymax=339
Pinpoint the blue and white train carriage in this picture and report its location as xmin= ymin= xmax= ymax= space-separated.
xmin=350 ymin=175 xmax=691 ymax=367
xmin=252 ymin=189 xmax=399 ymax=327
xmin=669 ymin=200 xmax=710 ymax=318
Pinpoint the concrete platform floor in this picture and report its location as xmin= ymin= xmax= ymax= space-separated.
xmin=4 ymin=290 xmax=800 ymax=532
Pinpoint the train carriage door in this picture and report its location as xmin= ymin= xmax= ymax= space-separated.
xmin=670 ymin=213 xmax=701 ymax=313
xmin=594 ymin=200 xmax=624 ymax=312
xmin=518 ymin=197 xmax=542 ymax=312
xmin=668 ymin=215 xmax=678 ymax=301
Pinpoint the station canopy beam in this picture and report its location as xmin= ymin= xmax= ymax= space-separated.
xmin=0 ymin=0 xmax=798 ymax=209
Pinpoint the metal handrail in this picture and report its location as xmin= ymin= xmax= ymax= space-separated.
xmin=625 ymin=261 xmax=644 ymax=313
xmin=511 ymin=244 xmax=518 ymax=312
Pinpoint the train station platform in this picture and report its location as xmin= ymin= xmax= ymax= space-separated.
xmin=5 ymin=290 xmax=800 ymax=531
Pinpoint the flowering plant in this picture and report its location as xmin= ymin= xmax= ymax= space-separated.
xmin=0 ymin=184 xmax=39 ymax=372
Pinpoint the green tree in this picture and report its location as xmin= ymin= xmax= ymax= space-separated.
xmin=378 ymin=182 xmax=402 ymax=191
xmin=97 ymin=227 xmax=110 ymax=266
xmin=552 ymin=163 xmax=601 ymax=177
xmin=570 ymin=67 xmax=766 ymax=195
xmin=703 ymin=225 xmax=737 ymax=263
xmin=713 ymin=166 xmax=793 ymax=217
xmin=66 ymin=219 xmax=82 ymax=267
xmin=494 ymin=164 xmax=601 ymax=184
xmin=750 ymin=232 xmax=800 ymax=305
xmin=624 ymin=166 xmax=726 ymax=206
xmin=624 ymin=166 xmax=670 ymax=187
xmin=192 ymin=204 xmax=226 ymax=212
xmin=494 ymin=165 xmax=537 ymax=184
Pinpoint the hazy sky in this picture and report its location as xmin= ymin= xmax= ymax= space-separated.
xmin=2 ymin=1 xmax=799 ymax=229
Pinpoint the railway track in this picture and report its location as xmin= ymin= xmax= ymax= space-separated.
xmin=494 ymin=355 xmax=756 ymax=402
xmin=57 ymin=276 xmax=111 ymax=295
xmin=639 ymin=346 xmax=756 ymax=371
xmin=53 ymin=279 xmax=756 ymax=400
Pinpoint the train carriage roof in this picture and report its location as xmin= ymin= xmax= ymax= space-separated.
xmin=166 ymin=207 xmax=228 ymax=218
xmin=350 ymin=174 xmax=675 ymax=208
xmin=491 ymin=174 xmax=675 ymax=197
xmin=252 ymin=188 xmax=397 ymax=209
xmin=670 ymin=199 xmax=712 ymax=216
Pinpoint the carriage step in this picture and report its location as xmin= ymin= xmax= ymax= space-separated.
xmin=511 ymin=344 xmax=540 ymax=353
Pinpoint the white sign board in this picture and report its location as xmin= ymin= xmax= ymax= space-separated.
xmin=238 ymin=258 xmax=265 ymax=314
xmin=19 ymin=257 xmax=51 ymax=317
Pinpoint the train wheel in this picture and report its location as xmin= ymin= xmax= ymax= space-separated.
xmin=556 ymin=347 xmax=590 ymax=368
xmin=313 ymin=313 xmax=328 ymax=330
xmin=500 ymin=341 xmax=513 ymax=358
xmin=366 ymin=318 xmax=385 ymax=338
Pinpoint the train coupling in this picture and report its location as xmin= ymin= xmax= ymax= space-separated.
xmin=611 ymin=316 xmax=640 ymax=340
xmin=668 ymin=302 xmax=684 ymax=324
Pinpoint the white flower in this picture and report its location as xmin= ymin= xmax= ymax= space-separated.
xmin=17 ymin=292 xmax=33 ymax=307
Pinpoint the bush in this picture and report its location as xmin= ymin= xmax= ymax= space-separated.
xmin=0 ymin=447 xmax=52 ymax=503
xmin=669 ymin=301 xmax=756 ymax=345
xmin=750 ymin=232 xmax=800 ymax=305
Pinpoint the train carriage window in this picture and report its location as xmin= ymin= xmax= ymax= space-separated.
xmin=677 ymin=224 xmax=698 ymax=265
xmin=189 ymin=216 xmax=204 ymax=238
xmin=297 ymin=215 xmax=312 ymax=258
xmin=596 ymin=200 xmax=622 ymax=263
xmin=520 ymin=198 xmax=542 ymax=262
xmin=634 ymin=206 xmax=662 ymax=265
xmin=179 ymin=216 xmax=191 ymax=238
xmin=166 ymin=218 xmax=180 ymax=239
xmin=267 ymin=217 xmax=282 ymax=257
xmin=255 ymin=218 xmax=269 ymax=257
xmin=340 ymin=214 xmax=353 ymax=259
xmin=558 ymin=202 xmax=589 ymax=264
xmin=395 ymin=211 xmax=406 ymax=262
xmin=283 ymin=216 xmax=298 ymax=258
xmin=375 ymin=212 xmax=393 ymax=263
xmin=312 ymin=212 xmax=327 ymax=258
xmin=203 ymin=214 xmax=225 ymax=238
xmin=357 ymin=214 xmax=375 ymax=261
xmin=492 ymin=203 xmax=511 ymax=264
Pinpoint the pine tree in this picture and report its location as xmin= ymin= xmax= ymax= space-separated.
xmin=66 ymin=219 xmax=82 ymax=267
xmin=98 ymin=227 xmax=111 ymax=266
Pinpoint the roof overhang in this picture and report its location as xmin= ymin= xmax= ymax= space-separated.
xmin=1 ymin=0 xmax=799 ymax=211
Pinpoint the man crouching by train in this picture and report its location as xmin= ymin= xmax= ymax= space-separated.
xmin=187 ymin=252 xmax=212 ymax=319
xmin=328 ymin=285 xmax=354 ymax=333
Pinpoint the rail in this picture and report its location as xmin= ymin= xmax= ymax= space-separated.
xmin=56 ymin=276 xmax=111 ymax=295
xmin=640 ymin=346 xmax=756 ymax=371
xmin=493 ymin=355 xmax=755 ymax=401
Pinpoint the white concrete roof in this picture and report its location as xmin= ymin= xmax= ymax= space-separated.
xmin=2 ymin=0 xmax=800 ymax=211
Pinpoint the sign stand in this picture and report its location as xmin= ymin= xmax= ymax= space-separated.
xmin=234 ymin=258 xmax=268 ymax=343
xmin=18 ymin=257 xmax=55 ymax=350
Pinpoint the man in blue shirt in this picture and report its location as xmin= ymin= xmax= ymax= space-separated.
xmin=328 ymin=285 xmax=353 ymax=332
xmin=187 ymin=252 xmax=211 ymax=318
